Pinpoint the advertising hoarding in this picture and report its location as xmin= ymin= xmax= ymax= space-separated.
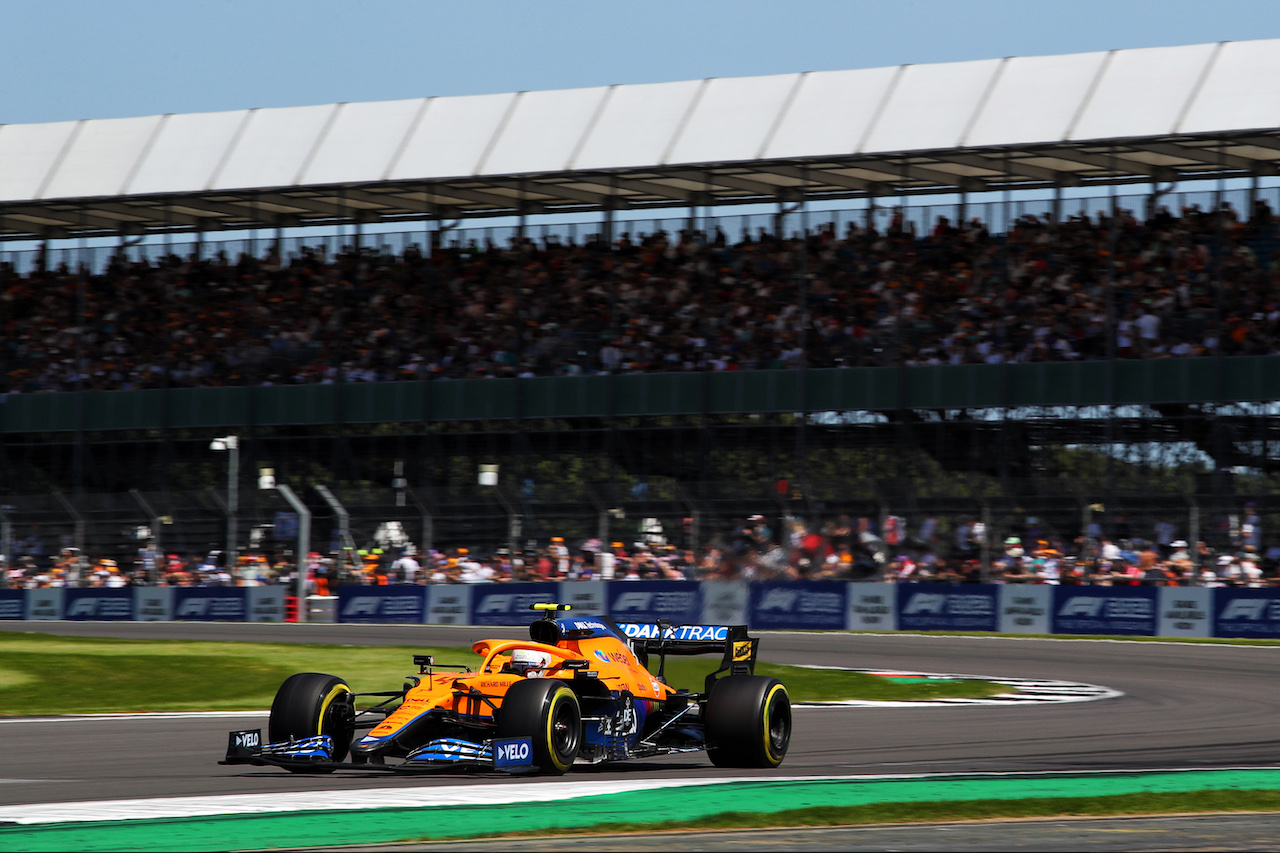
xmin=0 ymin=589 xmax=23 ymax=620
xmin=848 ymin=583 xmax=896 ymax=631
xmin=701 ymin=579 xmax=749 ymax=626
xmin=558 ymin=581 xmax=607 ymax=619
xmin=471 ymin=583 xmax=557 ymax=626
xmin=999 ymin=585 xmax=1052 ymax=634
xmin=749 ymin=581 xmax=847 ymax=631
xmin=25 ymin=588 xmax=63 ymax=620
xmin=896 ymin=584 xmax=998 ymax=632
xmin=607 ymin=581 xmax=701 ymax=626
xmin=1052 ymin=586 xmax=1158 ymax=636
xmin=336 ymin=585 xmax=426 ymax=624
xmin=1157 ymin=587 xmax=1212 ymax=638
xmin=173 ymin=588 xmax=247 ymax=622
xmin=1213 ymin=588 xmax=1280 ymax=639
xmin=426 ymin=585 xmax=472 ymax=625
xmin=64 ymin=588 xmax=133 ymax=621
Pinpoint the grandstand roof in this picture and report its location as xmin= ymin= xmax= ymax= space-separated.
xmin=4 ymin=38 xmax=1280 ymax=240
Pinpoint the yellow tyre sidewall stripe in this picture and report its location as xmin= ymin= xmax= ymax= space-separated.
xmin=545 ymin=687 xmax=574 ymax=772
xmin=761 ymin=683 xmax=788 ymax=766
xmin=316 ymin=683 xmax=352 ymax=737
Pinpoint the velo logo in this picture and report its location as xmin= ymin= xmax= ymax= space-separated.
xmin=494 ymin=739 xmax=532 ymax=767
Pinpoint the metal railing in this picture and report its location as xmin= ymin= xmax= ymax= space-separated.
xmin=0 ymin=478 xmax=1270 ymax=580
xmin=3 ymin=185 xmax=1276 ymax=275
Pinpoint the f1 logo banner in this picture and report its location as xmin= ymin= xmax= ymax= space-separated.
xmin=897 ymin=585 xmax=997 ymax=632
xmin=471 ymin=583 xmax=556 ymax=626
xmin=1052 ymin=586 xmax=1157 ymax=636
xmin=337 ymin=585 xmax=426 ymax=624
xmin=607 ymin=581 xmax=701 ymax=626
xmin=1214 ymin=588 xmax=1280 ymax=639
xmin=64 ymin=588 xmax=133 ymax=621
xmin=0 ymin=589 xmax=22 ymax=621
xmin=749 ymin=581 xmax=847 ymax=630
xmin=173 ymin=588 xmax=247 ymax=622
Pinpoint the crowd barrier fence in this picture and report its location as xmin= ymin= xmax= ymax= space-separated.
xmin=3 ymin=582 xmax=1279 ymax=639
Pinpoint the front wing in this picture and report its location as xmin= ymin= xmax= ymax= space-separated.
xmin=219 ymin=729 xmax=537 ymax=773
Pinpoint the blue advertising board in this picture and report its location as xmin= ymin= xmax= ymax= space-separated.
xmin=1213 ymin=588 xmax=1280 ymax=639
xmin=1052 ymin=586 xmax=1158 ymax=636
xmin=607 ymin=581 xmax=702 ymax=626
xmin=64 ymin=588 xmax=134 ymax=621
xmin=896 ymin=584 xmax=998 ymax=632
xmin=470 ymin=582 xmax=557 ymax=626
xmin=336 ymin=584 xmax=426 ymax=624
xmin=0 ymin=589 xmax=22 ymax=620
xmin=173 ymin=588 xmax=248 ymax=621
xmin=749 ymin=581 xmax=848 ymax=631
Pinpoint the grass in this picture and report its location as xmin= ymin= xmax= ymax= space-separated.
xmin=0 ymin=632 xmax=1009 ymax=715
xmin=0 ymin=633 xmax=474 ymax=715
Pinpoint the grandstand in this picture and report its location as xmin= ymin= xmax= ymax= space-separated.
xmin=1 ymin=39 xmax=1279 ymax=569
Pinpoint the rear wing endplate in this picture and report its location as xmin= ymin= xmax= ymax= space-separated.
xmin=616 ymin=622 xmax=758 ymax=692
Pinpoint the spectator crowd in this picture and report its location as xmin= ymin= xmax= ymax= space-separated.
xmin=4 ymin=505 xmax=1278 ymax=591
xmin=0 ymin=198 xmax=1278 ymax=393
xmin=1 ymin=195 xmax=1278 ymax=590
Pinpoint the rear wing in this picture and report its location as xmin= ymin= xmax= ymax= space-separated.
xmin=616 ymin=622 xmax=758 ymax=693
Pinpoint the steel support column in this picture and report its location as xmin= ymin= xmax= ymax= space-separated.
xmin=275 ymin=483 xmax=311 ymax=622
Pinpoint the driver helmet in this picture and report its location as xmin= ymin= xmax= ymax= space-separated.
xmin=509 ymin=649 xmax=552 ymax=677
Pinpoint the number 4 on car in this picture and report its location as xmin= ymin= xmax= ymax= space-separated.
xmin=220 ymin=603 xmax=791 ymax=775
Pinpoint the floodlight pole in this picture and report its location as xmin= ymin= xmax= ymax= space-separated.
xmin=227 ymin=441 xmax=239 ymax=569
xmin=211 ymin=436 xmax=239 ymax=569
xmin=274 ymin=484 xmax=311 ymax=623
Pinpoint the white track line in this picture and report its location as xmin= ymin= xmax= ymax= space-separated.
xmin=0 ymin=777 xmax=783 ymax=825
xmin=0 ymin=711 xmax=268 ymax=724
xmin=789 ymin=666 xmax=1122 ymax=707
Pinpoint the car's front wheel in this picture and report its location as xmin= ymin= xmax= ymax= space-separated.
xmin=268 ymin=672 xmax=355 ymax=771
xmin=704 ymin=675 xmax=791 ymax=768
xmin=496 ymin=678 xmax=581 ymax=774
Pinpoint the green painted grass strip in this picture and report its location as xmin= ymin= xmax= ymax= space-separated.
xmin=3 ymin=769 xmax=1279 ymax=852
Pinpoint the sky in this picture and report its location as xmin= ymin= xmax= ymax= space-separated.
xmin=4 ymin=0 xmax=1280 ymax=125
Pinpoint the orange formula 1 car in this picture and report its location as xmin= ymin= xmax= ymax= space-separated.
xmin=221 ymin=604 xmax=791 ymax=775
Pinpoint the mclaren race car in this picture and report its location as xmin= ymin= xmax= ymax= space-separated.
xmin=221 ymin=604 xmax=791 ymax=775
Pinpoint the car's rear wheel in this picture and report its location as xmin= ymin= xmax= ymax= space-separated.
xmin=268 ymin=672 xmax=355 ymax=772
xmin=704 ymin=675 xmax=791 ymax=768
xmin=496 ymin=678 xmax=581 ymax=775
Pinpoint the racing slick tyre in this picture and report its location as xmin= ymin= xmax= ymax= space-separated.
xmin=496 ymin=678 xmax=581 ymax=775
xmin=268 ymin=672 xmax=355 ymax=772
xmin=704 ymin=675 xmax=791 ymax=768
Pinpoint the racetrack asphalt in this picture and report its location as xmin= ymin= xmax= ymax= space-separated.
xmin=0 ymin=621 xmax=1278 ymax=850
